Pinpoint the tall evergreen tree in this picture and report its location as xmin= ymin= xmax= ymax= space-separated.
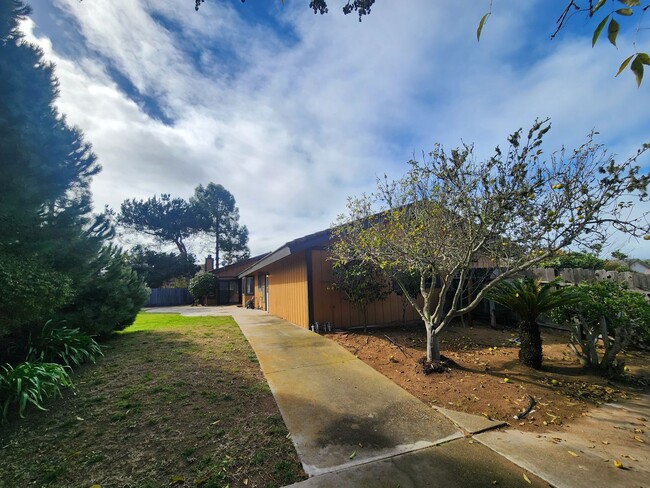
xmin=119 ymin=194 xmax=200 ymax=258
xmin=0 ymin=1 xmax=147 ymax=358
xmin=191 ymin=183 xmax=250 ymax=267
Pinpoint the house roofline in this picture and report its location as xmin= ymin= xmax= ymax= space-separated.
xmin=238 ymin=228 xmax=331 ymax=278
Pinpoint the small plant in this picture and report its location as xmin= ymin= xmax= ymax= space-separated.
xmin=28 ymin=321 xmax=104 ymax=368
xmin=0 ymin=362 xmax=73 ymax=421
xmin=488 ymin=278 xmax=574 ymax=369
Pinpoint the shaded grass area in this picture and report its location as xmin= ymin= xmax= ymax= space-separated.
xmin=0 ymin=313 xmax=305 ymax=488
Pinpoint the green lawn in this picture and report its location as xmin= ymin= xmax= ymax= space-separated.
xmin=0 ymin=313 xmax=305 ymax=488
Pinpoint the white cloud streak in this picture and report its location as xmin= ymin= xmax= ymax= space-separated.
xmin=21 ymin=0 xmax=650 ymax=258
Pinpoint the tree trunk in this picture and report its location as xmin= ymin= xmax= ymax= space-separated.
xmin=518 ymin=320 xmax=543 ymax=369
xmin=426 ymin=326 xmax=442 ymax=361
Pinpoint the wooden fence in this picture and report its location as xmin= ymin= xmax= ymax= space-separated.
xmin=145 ymin=288 xmax=193 ymax=307
xmin=524 ymin=268 xmax=650 ymax=292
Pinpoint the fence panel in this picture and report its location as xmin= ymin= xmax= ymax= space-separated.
xmin=145 ymin=288 xmax=193 ymax=307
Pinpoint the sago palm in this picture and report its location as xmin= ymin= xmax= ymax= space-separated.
xmin=488 ymin=278 xmax=571 ymax=369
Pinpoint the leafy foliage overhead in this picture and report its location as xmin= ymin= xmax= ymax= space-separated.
xmin=478 ymin=0 xmax=650 ymax=86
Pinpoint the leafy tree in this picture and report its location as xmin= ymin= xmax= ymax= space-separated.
xmin=119 ymin=194 xmax=200 ymax=258
xmin=551 ymin=281 xmax=650 ymax=376
xmin=540 ymin=251 xmax=606 ymax=270
xmin=487 ymin=278 xmax=574 ymax=369
xmin=610 ymin=249 xmax=629 ymax=260
xmin=191 ymin=183 xmax=250 ymax=267
xmin=331 ymin=259 xmax=390 ymax=329
xmin=332 ymin=120 xmax=649 ymax=363
xmin=188 ymin=272 xmax=218 ymax=305
xmin=127 ymin=245 xmax=199 ymax=288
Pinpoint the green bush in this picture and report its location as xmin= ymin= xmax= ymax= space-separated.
xmin=551 ymin=281 xmax=650 ymax=376
xmin=62 ymin=248 xmax=150 ymax=338
xmin=540 ymin=251 xmax=605 ymax=270
xmin=0 ymin=254 xmax=73 ymax=338
xmin=0 ymin=362 xmax=73 ymax=422
xmin=188 ymin=272 xmax=217 ymax=303
xmin=27 ymin=321 xmax=103 ymax=368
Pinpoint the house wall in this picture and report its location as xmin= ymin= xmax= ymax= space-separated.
xmin=310 ymin=249 xmax=426 ymax=328
xmin=264 ymin=251 xmax=309 ymax=327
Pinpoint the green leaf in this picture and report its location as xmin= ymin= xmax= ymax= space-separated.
xmin=592 ymin=0 xmax=607 ymax=13
xmin=615 ymin=8 xmax=634 ymax=15
xmin=631 ymin=55 xmax=644 ymax=87
xmin=607 ymin=18 xmax=620 ymax=46
xmin=616 ymin=54 xmax=635 ymax=76
xmin=618 ymin=0 xmax=640 ymax=6
xmin=638 ymin=53 xmax=650 ymax=65
xmin=592 ymin=15 xmax=609 ymax=47
xmin=477 ymin=12 xmax=490 ymax=41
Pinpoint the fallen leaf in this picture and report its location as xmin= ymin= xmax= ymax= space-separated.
xmin=170 ymin=475 xmax=185 ymax=485
xmin=76 ymin=416 xmax=84 ymax=421
xmin=633 ymin=436 xmax=644 ymax=443
xmin=602 ymin=440 xmax=610 ymax=445
xmin=523 ymin=473 xmax=531 ymax=484
xmin=243 ymin=479 xmax=249 ymax=486
xmin=568 ymin=450 xmax=579 ymax=457
xmin=349 ymin=451 xmax=356 ymax=460
xmin=613 ymin=460 xmax=623 ymax=469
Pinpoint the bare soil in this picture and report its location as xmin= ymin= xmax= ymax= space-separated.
xmin=0 ymin=315 xmax=305 ymax=488
xmin=328 ymin=322 xmax=650 ymax=433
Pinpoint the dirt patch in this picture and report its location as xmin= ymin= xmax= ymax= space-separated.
xmin=328 ymin=322 xmax=650 ymax=433
xmin=0 ymin=315 xmax=305 ymax=488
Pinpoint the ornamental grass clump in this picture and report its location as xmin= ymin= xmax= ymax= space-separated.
xmin=0 ymin=362 xmax=72 ymax=422
xmin=27 ymin=321 xmax=103 ymax=368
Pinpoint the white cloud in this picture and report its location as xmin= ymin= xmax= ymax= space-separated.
xmin=22 ymin=0 xmax=650 ymax=258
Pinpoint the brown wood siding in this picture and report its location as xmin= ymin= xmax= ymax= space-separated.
xmin=310 ymin=249 xmax=428 ymax=329
xmin=265 ymin=251 xmax=309 ymax=328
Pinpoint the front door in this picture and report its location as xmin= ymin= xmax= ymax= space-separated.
xmin=258 ymin=272 xmax=269 ymax=311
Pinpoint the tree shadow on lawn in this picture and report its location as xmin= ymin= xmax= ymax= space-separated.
xmin=0 ymin=327 xmax=305 ymax=488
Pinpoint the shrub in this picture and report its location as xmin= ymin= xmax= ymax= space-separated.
xmin=62 ymin=248 xmax=150 ymax=338
xmin=550 ymin=281 xmax=650 ymax=376
xmin=540 ymin=251 xmax=605 ymax=270
xmin=487 ymin=278 xmax=574 ymax=369
xmin=188 ymin=272 xmax=217 ymax=303
xmin=0 ymin=362 xmax=73 ymax=422
xmin=27 ymin=321 xmax=103 ymax=368
xmin=0 ymin=254 xmax=73 ymax=339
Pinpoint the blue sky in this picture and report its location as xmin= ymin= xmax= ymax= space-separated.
xmin=22 ymin=0 xmax=650 ymax=258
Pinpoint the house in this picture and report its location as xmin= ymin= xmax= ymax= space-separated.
xmin=207 ymin=254 xmax=269 ymax=305
xmin=236 ymin=228 xmax=424 ymax=329
xmin=628 ymin=259 xmax=650 ymax=275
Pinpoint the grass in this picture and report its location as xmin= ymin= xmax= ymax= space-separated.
xmin=0 ymin=313 xmax=304 ymax=488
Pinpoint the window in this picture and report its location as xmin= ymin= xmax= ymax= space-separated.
xmin=245 ymin=276 xmax=254 ymax=295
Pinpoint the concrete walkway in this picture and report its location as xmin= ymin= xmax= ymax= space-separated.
xmin=146 ymin=306 xmax=649 ymax=487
